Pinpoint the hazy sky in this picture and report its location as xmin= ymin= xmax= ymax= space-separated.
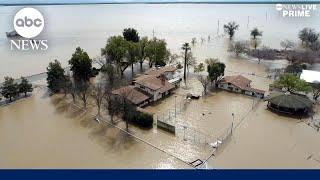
xmin=1 ymin=0 xmax=317 ymax=5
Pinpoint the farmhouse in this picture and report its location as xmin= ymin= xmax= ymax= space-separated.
xmin=112 ymin=66 xmax=180 ymax=107
xmin=218 ymin=75 xmax=265 ymax=99
xmin=144 ymin=66 xmax=182 ymax=87
xmin=134 ymin=74 xmax=175 ymax=102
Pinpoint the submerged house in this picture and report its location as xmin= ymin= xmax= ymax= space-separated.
xmin=134 ymin=74 xmax=175 ymax=102
xmin=111 ymin=86 xmax=151 ymax=107
xmin=112 ymin=66 xmax=180 ymax=107
xmin=218 ymin=75 xmax=265 ymax=99
xmin=144 ymin=66 xmax=182 ymax=87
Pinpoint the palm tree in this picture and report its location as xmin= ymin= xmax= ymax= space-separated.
xmin=250 ymin=28 xmax=262 ymax=39
xmin=181 ymin=43 xmax=191 ymax=82
xmin=223 ymin=21 xmax=239 ymax=39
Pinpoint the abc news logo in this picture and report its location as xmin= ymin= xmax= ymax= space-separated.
xmin=15 ymin=16 xmax=43 ymax=28
xmin=10 ymin=7 xmax=48 ymax=51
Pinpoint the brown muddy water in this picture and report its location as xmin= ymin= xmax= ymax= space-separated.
xmin=1 ymin=4 xmax=320 ymax=168
xmin=0 ymin=88 xmax=190 ymax=168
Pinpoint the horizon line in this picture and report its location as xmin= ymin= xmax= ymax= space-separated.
xmin=2 ymin=1 xmax=320 ymax=6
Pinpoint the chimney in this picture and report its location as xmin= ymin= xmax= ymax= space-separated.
xmin=160 ymin=74 xmax=166 ymax=85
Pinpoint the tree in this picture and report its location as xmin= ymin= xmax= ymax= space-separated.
xmin=299 ymin=28 xmax=319 ymax=46
xmin=285 ymin=63 xmax=307 ymax=74
xmin=145 ymin=37 xmax=170 ymax=68
xmin=18 ymin=77 xmax=33 ymax=97
xmin=61 ymin=74 xmax=73 ymax=97
xmin=280 ymin=39 xmax=295 ymax=51
xmin=286 ymin=50 xmax=318 ymax=64
xmin=309 ymin=40 xmax=320 ymax=51
xmin=248 ymin=47 xmax=277 ymax=64
xmin=167 ymin=51 xmax=179 ymax=65
xmin=105 ymin=93 xmax=120 ymax=124
xmin=198 ymin=75 xmax=210 ymax=95
xmin=46 ymin=60 xmax=65 ymax=93
xmin=273 ymin=74 xmax=311 ymax=93
xmin=101 ymin=63 xmax=117 ymax=87
xmin=123 ymin=28 xmax=140 ymax=42
xmin=1 ymin=77 xmax=19 ymax=102
xmin=102 ymin=36 xmax=128 ymax=77
xmin=114 ymin=87 xmax=136 ymax=131
xmin=69 ymin=47 xmax=92 ymax=82
xmin=250 ymin=28 xmax=262 ymax=39
xmin=223 ymin=21 xmax=239 ymax=39
xmin=181 ymin=42 xmax=191 ymax=82
xmin=126 ymin=41 xmax=139 ymax=78
xmin=229 ymin=41 xmax=248 ymax=56
xmin=191 ymin=38 xmax=197 ymax=46
xmin=251 ymin=39 xmax=261 ymax=50
xmin=138 ymin=36 xmax=148 ymax=71
xmin=205 ymin=58 xmax=226 ymax=87
xmin=194 ymin=63 xmax=205 ymax=73
xmin=92 ymin=83 xmax=106 ymax=116
xmin=182 ymin=51 xmax=196 ymax=73
xmin=76 ymin=80 xmax=91 ymax=109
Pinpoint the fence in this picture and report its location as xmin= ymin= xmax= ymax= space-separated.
xmin=156 ymin=98 xmax=190 ymax=127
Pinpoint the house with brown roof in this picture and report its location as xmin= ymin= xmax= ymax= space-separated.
xmin=143 ymin=66 xmax=182 ymax=87
xmin=134 ymin=74 xmax=175 ymax=102
xmin=112 ymin=66 xmax=179 ymax=107
xmin=111 ymin=86 xmax=151 ymax=107
xmin=218 ymin=75 xmax=265 ymax=99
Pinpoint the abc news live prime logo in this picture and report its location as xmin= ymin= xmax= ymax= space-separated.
xmin=10 ymin=7 xmax=48 ymax=51
xmin=276 ymin=4 xmax=317 ymax=18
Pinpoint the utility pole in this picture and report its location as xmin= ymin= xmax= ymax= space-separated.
xmin=182 ymin=43 xmax=191 ymax=83
xmin=231 ymin=113 xmax=235 ymax=135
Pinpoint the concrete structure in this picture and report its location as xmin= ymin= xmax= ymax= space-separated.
xmin=218 ymin=75 xmax=265 ymax=99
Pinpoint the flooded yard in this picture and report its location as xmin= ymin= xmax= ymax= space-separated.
xmin=0 ymin=88 xmax=190 ymax=168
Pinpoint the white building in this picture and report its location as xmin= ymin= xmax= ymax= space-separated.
xmin=300 ymin=70 xmax=320 ymax=84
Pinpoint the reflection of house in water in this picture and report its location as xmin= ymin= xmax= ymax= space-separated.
xmin=112 ymin=66 xmax=182 ymax=107
xmin=218 ymin=75 xmax=265 ymax=99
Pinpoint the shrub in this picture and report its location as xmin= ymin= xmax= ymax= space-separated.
xmin=124 ymin=110 xmax=154 ymax=128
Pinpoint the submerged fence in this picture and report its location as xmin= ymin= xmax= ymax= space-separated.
xmin=156 ymin=98 xmax=190 ymax=127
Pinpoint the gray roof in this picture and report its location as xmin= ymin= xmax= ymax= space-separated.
xmin=265 ymin=92 xmax=312 ymax=109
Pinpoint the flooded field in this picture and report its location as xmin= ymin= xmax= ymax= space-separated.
xmin=0 ymin=88 xmax=190 ymax=168
xmin=1 ymin=3 xmax=320 ymax=168
xmin=213 ymin=101 xmax=320 ymax=168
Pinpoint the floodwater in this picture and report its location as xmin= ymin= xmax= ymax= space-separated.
xmin=0 ymin=88 xmax=190 ymax=168
xmin=1 ymin=4 xmax=320 ymax=79
xmin=1 ymin=3 xmax=320 ymax=168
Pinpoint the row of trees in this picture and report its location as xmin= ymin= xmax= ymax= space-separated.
xmin=46 ymin=45 xmax=152 ymax=131
xmin=100 ymin=28 xmax=175 ymax=79
xmin=0 ymin=77 xmax=33 ymax=102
